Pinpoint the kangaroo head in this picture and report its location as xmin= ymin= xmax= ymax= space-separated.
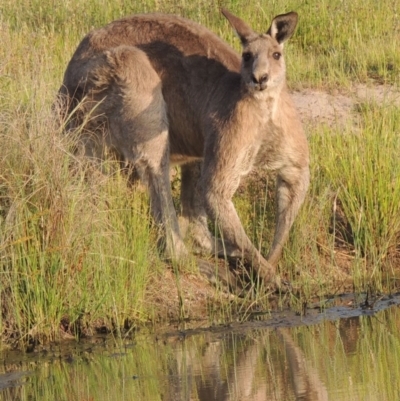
xmin=221 ymin=9 xmax=298 ymax=94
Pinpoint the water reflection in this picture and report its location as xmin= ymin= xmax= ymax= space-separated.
xmin=1 ymin=305 xmax=400 ymax=400
xmin=162 ymin=328 xmax=330 ymax=401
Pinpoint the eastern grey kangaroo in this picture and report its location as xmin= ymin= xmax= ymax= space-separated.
xmin=57 ymin=8 xmax=310 ymax=288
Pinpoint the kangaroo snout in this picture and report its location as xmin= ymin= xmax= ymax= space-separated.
xmin=251 ymin=73 xmax=269 ymax=90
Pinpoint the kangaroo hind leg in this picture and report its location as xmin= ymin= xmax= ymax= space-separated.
xmin=104 ymin=46 xmax=188 ymax=261
xmin=180 ymin=162 xmax=216 ymax=254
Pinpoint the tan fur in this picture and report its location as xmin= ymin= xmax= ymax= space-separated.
xmin=57 ymin=9 xmax=310 ymax=287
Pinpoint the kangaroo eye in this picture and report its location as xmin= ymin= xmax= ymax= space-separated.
xmin=242 ymin=52 xmax=252 ymax=62
xmin=272 ymin=52 xmax=281 ymax=60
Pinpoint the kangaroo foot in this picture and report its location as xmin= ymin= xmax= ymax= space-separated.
xmin=196 ymin=258 xmax=245 ymax=296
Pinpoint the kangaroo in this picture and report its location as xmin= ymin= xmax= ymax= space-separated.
xmin=57 ymin=9 xmax=310 ymax=288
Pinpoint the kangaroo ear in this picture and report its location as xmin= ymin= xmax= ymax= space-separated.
xmin=221 ymin=8 xmax=257 ymax=45
xmin=267 ymin=12 xmax=298 ymax=44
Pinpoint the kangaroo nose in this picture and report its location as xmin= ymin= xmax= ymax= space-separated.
xmin=259 ymin=74 xmax=269 ymax=84
xmin=252 ymin=73 xmax=269 ymax=85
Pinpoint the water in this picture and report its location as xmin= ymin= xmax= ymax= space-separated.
xmin=1 ymin=295 xmax=400 ymax=401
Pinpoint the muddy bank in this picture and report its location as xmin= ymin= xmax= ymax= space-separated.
xmin=159 ymin=291 xmax=400 ymax=342
xmin=2 ymin=291 xmax=400 ymax=359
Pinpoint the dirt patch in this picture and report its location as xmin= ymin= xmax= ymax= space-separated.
xmin=291 ymin=84 xmax=400 ymax=127
xmin=147 ymin=268 xmax=230 ymax=322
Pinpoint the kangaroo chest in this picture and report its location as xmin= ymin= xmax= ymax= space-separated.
xmin=242 ymin=122 xmax=285 ymax=174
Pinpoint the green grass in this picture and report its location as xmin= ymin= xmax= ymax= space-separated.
xmin=0 ymin=97 xmax=159 ymax=346
xmin=317 ymin=103 xmax=400 ymax=290
xmin=0 ymin=0 xmax=399 ymax=347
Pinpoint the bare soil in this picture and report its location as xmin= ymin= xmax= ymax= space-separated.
xmin=292 ymin=84 xmax=400 ymax=127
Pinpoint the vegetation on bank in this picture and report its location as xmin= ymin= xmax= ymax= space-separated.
xmin=0 ymin=0 xmax=399 ymax=348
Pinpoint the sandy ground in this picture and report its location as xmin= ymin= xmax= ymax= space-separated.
xmin=291 ymin=84 xmax=400 ymax=127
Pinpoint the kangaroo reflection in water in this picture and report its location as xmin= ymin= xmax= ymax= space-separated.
xmin=278 ymin=329 xmax=329 ymax=401
xmin=164 ymin=328 xmax=330 ymax=401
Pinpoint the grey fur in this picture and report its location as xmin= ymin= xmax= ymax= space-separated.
xmin=57 ymin=9 xmax=310 ymax=287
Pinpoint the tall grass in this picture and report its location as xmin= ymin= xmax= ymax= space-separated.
xmin=0 ymin=95 xmax=159 ymax=346
xmin=0 ymin=0 xmax=399 ymax=346
xmin=317 ymin=103 xmax=400 ymax=290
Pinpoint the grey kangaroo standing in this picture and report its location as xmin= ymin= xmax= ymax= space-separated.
xmin=58 ymin=9 xmax=310 ymax=288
